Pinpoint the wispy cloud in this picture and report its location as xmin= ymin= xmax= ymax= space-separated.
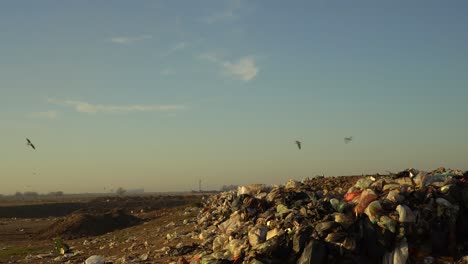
xmin=49 ymin=99 xmax=185 ymax=114
xmin=110 ymin=35 xmax=152 ymax=44
xmin=198 ymin=52 xmax=222 ymax=63
xmin=160 ymin=68 xmax=175 ymax=76
xmin=161 ymin=42 xmax=187 ymax=57
xmin=28 ymin=110 xmax=58 ymax=120
xmin=223 ymin=57 xmax=258 ymax=81
xmin=203 ymin=0 xmax=242 ymax=24
xmin=198 ymin=53 xmax=259 ymax=81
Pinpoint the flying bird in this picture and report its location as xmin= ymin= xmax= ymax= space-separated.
xmin=344 ymin=136 xmax=353 ymax=144
xmin=26 ymin=138 xmax=36 ymax=150
xmin=295 ymin=140 xmax=302 ymax=150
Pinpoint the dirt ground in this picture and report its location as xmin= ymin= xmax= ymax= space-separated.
xmin=0 ymin=194 xmax=206 ymax=263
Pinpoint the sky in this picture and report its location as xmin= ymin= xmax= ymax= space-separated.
xmin=1 ymin=0 xmax=468 ymax=194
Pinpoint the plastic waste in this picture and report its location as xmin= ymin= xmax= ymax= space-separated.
xmin=285 ymin=179 xmax=301 ymax=189
xmin=333 ymin=213 xmax=354 ymax=229
xmin=253 ymin=235 xmax=281 ymax=255
xmin=177 ymin=257 xmax=190 ymax=264
xmin=377 ymin=215 xmax=397 ymax=233
xmin=435 ymin=198 xmax=453 ymax=208
xmin=248 ymin=226 xmax=268 ymax=247
xmin=382 ymin=238 xmax=408 ymax=264
xmin=344 ymin=190 xmax=362 ymax=202
xmin=386 ymin=189 xmax=404 ymax=203
xmin=85 ymin=255 xmax=106 ymax=264
xmin=364 ymin=200 xmax=382 ymax=223
xmin=427 ymin=173 xmax=453 ymax=185
xmin=342 ymin=236 xmax=357 ymax=251
xmin=396 ymin=205 xmax=415 ymax=223
xmin=53 ymin=237 xmax=70 ymax=255
xmin=354 ymin=177 xmax=375 ymax=190
xmin=212 ymin=234 xmax=229 ymax=252
xmin=439 ymin=184 xmax=453 ymax=194
xmin=297 ymin=240 xmax=327 ymax=264
xmin=228 ymin=239 xmax=244 ymax=260
xmin=330 ymin=198 xmax=347 ymax=212
xmin=383 ymin=183 xmax=401 ymax=192
xmin=394 ymin=177 xmax=413 ymax=187
xmin=324 ymin=232 xmax=346 ymax=244
xmin=276 ymin=204 xmax=290 ymax=214
xmin=354 ymin=189 xmax=378 ymax=215
xmin=218 ymin=211 xmax=242 ymax=235
xmin=193 ymin=167 xmax=468 ymax=263
xmin=314 ymin=221 xmax=337 ymax=234
xmin=237 ymin=184 xmax=267 ymax=196
xmin=266 ymin=228 xmax=280 ymax=240
xmin=413 ymin=171 xmax=429 ymax=187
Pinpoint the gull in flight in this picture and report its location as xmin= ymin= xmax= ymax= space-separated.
xmin=295 ymin=140 xmax=302 ymax=150
xmin=26 ymin=138 xmax=36 ymax=150
xmin=344 ymin=136 xmax=353 ymax=144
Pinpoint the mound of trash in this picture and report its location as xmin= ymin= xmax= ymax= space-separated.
xmin=38 ymin=209 xmax=141 ymax=240
xmin=188 ymin=168 xmax=468 ymax=263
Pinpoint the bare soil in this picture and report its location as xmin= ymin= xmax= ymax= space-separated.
xmin=0 ymin=194 xmax=205 ymax=263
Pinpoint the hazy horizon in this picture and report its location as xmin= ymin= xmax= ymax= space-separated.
xmin=1 ymin=1 xmax=468 ymax=194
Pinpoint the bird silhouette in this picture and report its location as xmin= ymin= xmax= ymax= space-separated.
xmin=26 ymin=138 xmax=36 ymax=150
xmin=344 ymin=136 xmax=353 ymax=144
xmin=295 ymin=140 xmax=302 ymax=150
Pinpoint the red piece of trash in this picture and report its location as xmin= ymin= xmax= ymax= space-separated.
xmin=344 ymin=190 xmax=363 ymax=202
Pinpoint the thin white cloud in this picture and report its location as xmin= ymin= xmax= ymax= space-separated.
xmin=160 ymin=68 xmax=175 ymax=76
xmin=203 ymin=0 xmax=242 ymax=24
xmin=161 ymin=42 xmax=187 ymax=57
xmin=110 ymin=35 xmax=152 ymax=44
xmin=49 ymin=99 xmax=185 ymax=114
xmin=223 ymin=57 xmax=258 ymax=81
xmin=28 ymin=110 xmax=58 ymax=120
xmin=203 ymin=10 xmax=237 ymax=24
xmin=198 ymin=53 xmax=259 ymax=81
xmin=198 ymin=52 xmax=222 ymax=63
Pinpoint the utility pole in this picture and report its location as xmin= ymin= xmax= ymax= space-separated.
xmin=199 ymin=179 xmax=202 ymax=193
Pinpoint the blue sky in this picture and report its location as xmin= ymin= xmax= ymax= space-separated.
xmin=1 ymin=0 xmax=467 ymax=194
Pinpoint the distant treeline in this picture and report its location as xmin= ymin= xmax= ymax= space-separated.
xmin=0 ymin=191 xmax=64 ymax=198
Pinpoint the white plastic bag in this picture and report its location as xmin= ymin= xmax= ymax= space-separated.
xmin=382 ymin=238 xmax=409 ymax=264
xmin=396 ymin=205 xmax=415 ymax=223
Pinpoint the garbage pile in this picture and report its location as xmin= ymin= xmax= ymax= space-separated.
xmin=190 ymin=168 xmax=468 ymax=263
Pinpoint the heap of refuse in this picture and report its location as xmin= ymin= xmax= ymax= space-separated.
xmin=189 ymin=168 xmax=468 ymax=264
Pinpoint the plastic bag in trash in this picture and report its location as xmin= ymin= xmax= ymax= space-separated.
xmin=330 ymin=198 xmax=347 ymax=213
xmin=382 ymin=238 xmax=408 ymax=264
xmin=377 ymin=215 xmax=397 ymax=233
xmin=212 ymin=234 xmax=229 ymax=252
xmin=354 ymin=177 xmax=375 ymax=190
xmin=314 ymin=221 xmax=337 ymax=235
xmin=324 ymin=232 xmax=347 ymax=245
xmin=344 ymin=190 xmax=362 ymax=202
xmin=218 ymin=211 xmax=242 ymax=235
xmin=297 ymin=239 xmax=327 ymax=264
xmin=248 ymin=226 xmax=268 ymax=247
xmin=413 ymin=171 xmax=429 ymax=187
xmin=228 ymin=239 xmax=244 ymax=259
xmin=237 ymin=184 xmax=268 ymax=196
xmin=85 ymin=255 xmax=106 ymax=264
xmin=333 ymin=213 xmax=354 ymax=229
xmin=354 ymin=189 xmax=378 ymax=215
xmin=387 ymin=189 xmax=404 ymax=203
xmin=396 ymin=205 xmax=415 ymax=223
xmin=364 ymin=200 xmax=382 ymax=223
